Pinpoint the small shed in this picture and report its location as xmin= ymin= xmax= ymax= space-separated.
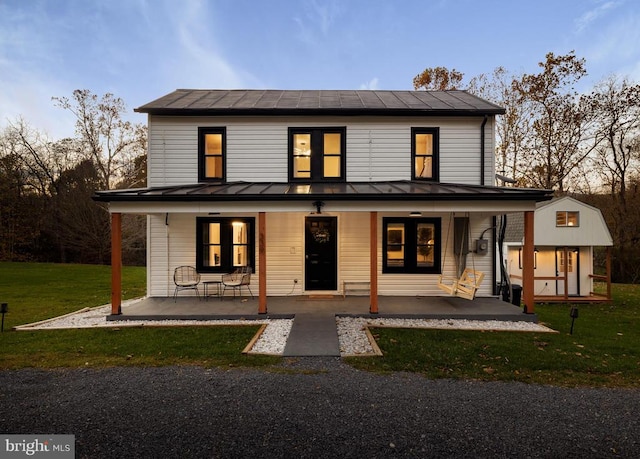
xmin=502 ymin=196 xmax=613 ymax=303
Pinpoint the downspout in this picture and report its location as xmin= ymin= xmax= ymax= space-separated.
xmin=480 ymin=115 xmax=490 ymax=287
xmin=480 ymin=115 xmax=488 ymax=186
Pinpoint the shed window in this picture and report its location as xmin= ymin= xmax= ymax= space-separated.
xmin=412 ymin=127 xmax=439 ymax=181
xmin=556 ymin=211 xmax=579 ymax=227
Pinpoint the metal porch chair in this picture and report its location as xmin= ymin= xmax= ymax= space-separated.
xmin=173 ymin=266 xmax=201 ymax=301
xmin=221 ymin=267 xmax=254 ymax=300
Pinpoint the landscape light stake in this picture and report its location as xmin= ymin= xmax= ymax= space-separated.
xmin=569 ymin=306 xmax=579 ymax=335
xmin=0 ymin=303 xmax=7 ymax=332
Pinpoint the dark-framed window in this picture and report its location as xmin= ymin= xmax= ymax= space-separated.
xmin=196 ymin=217 xmax=254 ymax=273
xmin=289 ymin=127 xmax=346 ymax=182
xmin=198 ymin=127 xmax=226 ymax=181
xmin=411 ymin=127 xmax=439 ymax=181
xmin=383 ymin=217 xmax=441 ymax=274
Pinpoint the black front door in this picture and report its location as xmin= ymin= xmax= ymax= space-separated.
xmin=305 ymin=217 xmax=337 ymax=291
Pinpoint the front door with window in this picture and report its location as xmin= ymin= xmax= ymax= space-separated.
xmin=556 ymin=247 xmax=579 ymax=296
xmin=305 ymin=217 xmax=337 ymax=291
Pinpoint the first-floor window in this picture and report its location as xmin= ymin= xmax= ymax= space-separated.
xmin=383 ymin=217 xmax=441 ymax=273
xmin=196 ymin=217 xmax=254 ymax=273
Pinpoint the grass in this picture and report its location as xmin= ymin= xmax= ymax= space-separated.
xmin=0 ymin=262 xmax=278 ymax=369
xmin=2 ymin=262 xmax=640 ymax=387
xmin=346 ymin=285 xmax=640 ymax=387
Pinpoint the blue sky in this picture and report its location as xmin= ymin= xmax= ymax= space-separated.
xmin=1 ymin=0 xmax=639 ymax=139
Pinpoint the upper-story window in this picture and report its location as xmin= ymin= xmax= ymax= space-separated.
xmin=198 ymin=127 xmax=226 ymax=181
xmin=412 ymin=127 xmax=439 ymax=181
xmin=556 ymin=211 xmax=579 ymax=227
xmin=289 ymin=127 xmax=346 ymax=182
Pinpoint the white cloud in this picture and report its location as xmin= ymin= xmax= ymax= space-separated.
xmin=294 ymin=0 xmax=343 ymax=45
xmin=151 ymin=0 xmax=257 ymax=89
xmin=359 ymin=78 xmax=380 ymax=90
xmin=574 ymin=0 xmax=620 ymax=33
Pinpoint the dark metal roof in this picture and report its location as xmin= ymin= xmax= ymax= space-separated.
xmin=134 ymin=89 xmax=505 ymax=116
xmin=94 ymin=181 xmax=552 ymax=203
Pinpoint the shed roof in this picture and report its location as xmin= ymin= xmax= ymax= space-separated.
xmin=134 ymin=89 xmax=505 ymax=116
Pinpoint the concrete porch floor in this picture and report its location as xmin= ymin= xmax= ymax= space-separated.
xmin=108 ymin=295 xmax=536 ymax=323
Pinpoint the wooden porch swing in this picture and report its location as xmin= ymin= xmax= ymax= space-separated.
xmin=437 ymin=214 xmax=485 ymax=300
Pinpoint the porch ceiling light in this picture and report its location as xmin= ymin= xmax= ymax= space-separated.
xmin=409 ymin=211 xmax=422 ymax=217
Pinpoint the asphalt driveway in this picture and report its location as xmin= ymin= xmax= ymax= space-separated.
xmin=1 ymin=358 xmax=638 ymax=458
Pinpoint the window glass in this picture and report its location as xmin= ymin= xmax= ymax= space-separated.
xmin=414 ymin=156 xmax=433 ymax=179
xmin=323 ymin=156 xmax=341 ymax=178
xmin=412 ymin=129 xmax=438 ymax=180
xmin=386 ymin=223 xmax=405 ymax=267
xmin=232 ymin=221 xmax=248 ymax=267
xmin=559 ymin=250 xmax=574 ymax=272
xmin=205 ymin=156 xmax=223 ymax=178
xmin=556 ymin=211 xmax=580 ymax=227
xmin=293 ymin=133 xmax=312 ymax=178
xmin=199 ymin=128 xmax=225 ymax=181
xmin=202 ymin=223 xmax=221 ymax=267
xmin=416 ymin=223 xmax=435 ymax=267
xmin=323 ymin=133 xmax=342 ymax=177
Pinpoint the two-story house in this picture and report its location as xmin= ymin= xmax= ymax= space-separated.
xmin=95 ymin=89 xmax=552 ymax=315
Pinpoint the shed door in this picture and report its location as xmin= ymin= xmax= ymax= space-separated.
xmin=305 ymin=217 xmax=337 ymax=291
xmin=556 ymin=248 xmax=579 ymax=296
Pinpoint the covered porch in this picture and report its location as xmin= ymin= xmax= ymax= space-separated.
xmin=95 ymin=181 xmax=553 ymax=319
xmin=106 ymin=294 xmax=535 ymax=323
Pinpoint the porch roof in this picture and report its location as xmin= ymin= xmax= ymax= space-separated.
xmin=94 ymin=180 xmax=552 ymax=203
xmin=134 ymin=89 xmax=505 ymax=116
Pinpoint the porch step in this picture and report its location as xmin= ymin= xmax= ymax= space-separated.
xmin=283 ymin=313 xmax=340 ymax=357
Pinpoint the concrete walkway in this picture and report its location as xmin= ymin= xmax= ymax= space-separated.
xmin=282 ymin=313 xmax=340 ymax=356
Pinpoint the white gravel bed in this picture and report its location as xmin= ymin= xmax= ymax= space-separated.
xmin=247 ymin=319 xmax=293 ymax=355
xmin=336 ymin=317 xmax=557 ymax=356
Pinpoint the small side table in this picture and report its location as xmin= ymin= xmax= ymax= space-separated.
xmin=202 ymin=281 xmax=222 ymax=301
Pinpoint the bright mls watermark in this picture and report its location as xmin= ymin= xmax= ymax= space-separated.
xmin=1 ymin=435 xmax=74 ymax=458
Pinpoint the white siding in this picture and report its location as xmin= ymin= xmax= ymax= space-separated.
xmin=265 ymin=212 xmax=304 ymax=295
xmin=534 ymin=197 xmax=613 ymax=246
xmin=147 ymin=211 xmax=496 ymax=298
xmin=147 ymin=116 xmax=495 ymax=186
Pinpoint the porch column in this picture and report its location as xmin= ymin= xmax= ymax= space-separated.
xmin=258 ymin=212 xmax=267 ymax=314
xmin=522 ymin=211 xmax=535 ymax=314
xmin=606 ymin=246 xmax=612 ymax=300
xmin=111 ymin=212 xmax=122 ymax=315
xmin=370 ymin=211 xmax=378 ymax=314
xmin=563 ymin=246 xmax=569 ymax=301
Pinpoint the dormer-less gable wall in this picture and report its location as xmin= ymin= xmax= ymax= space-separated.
xmin=147 ymin=115 xmax=496 ymax=187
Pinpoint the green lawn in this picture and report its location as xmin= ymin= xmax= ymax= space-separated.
xmin=0 ymin=262 xmax=278 ymax=369
xmin=1 ymin=262 xmax=639 ymax=387
xmin=346 ymin=285 xmax=640 ymax=387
